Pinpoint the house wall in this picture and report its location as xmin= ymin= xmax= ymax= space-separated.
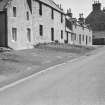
xmin=7 ymin=0 xmax=66 ymax=50
xmin=32 ymin=0 xmax=66 ymax=44
xmin=7 ymin=0 xmax=33 ymax=50
xmin=6 ymin=0 xmax=92 ymax=50
xmin=67 ymin=24 xmax=92 ymax=46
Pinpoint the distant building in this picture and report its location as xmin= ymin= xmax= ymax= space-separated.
xmin=66 ymin=9 xmax=92 ymax=46
xmin=86 ymin=1 xmax=105 ymax=45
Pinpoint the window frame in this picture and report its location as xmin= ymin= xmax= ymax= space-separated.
xmin=39 ymin=2 xmax=42 ymax=16
xmin=61 ymin=13 xmax=63 ymax=23
xmin=40 ymin=25 xmax=43 ymax=36
xmin=61 ymin=30 xmax=63 ymax=39
xmin=26 ymin=11 xmax=29 ymax=20
xmin=51 ymin=28 xmax=54 ymax=41
xmin=51 ymin=8 xmax=54 ymax=19
xmin=82 ymin=35 xmax=84 ymax=41
xmin=12 ymin=28 xmax=17 ymax=42
xmin=89 ymin=36 xmax=91 ymax=42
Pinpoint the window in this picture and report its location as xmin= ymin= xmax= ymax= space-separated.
xmin=74 ymin=33 xmax=76 ymax=40
xmin=40 ymin=25 xmax=43 ymax=36
xmin=13 ymin=7 xmax=16 ymax=17
xmin=61 ymin=13 xmax=63 ymax=23
xmin=51 ymin=9 xmax=54 ymax=19
xmin=39 ymin=3 xmax=42 ymax=16
xmin=26 ymin=11 xmax=29 ymax=20
xmin=12 ymin=28 xmax=17 ymax=41
xmin=82 ymin=35 xmax=84 ymax=41
xmin=71 ymin=34 xmax=74 ymax=41
xmin=79 ymin=34 xmax=81 ymax=44
xmin=27 ymin=28 xmax=31 ymax=42
xmin=86 ymin=35 xmax=88 ymax=45
xmin=61 ymin=30 xmax=63 ymax=39
xmin=89 ymin=36 xmax=91 ymax=42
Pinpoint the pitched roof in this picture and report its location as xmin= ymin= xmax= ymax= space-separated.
xmin=0 ymin=0 xmax=64 ymax=13
xmin=38 ymin=0 xmax=64 ymax=13
xmin=0 ymin=0 xmax=9 ymax=11
xmin=86 ymin=10 xmax=105 ymax=31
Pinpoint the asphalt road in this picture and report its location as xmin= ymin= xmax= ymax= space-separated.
xmin=0 ymin=47 xmax=105 ymax=105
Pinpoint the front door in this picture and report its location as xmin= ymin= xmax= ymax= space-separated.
xmin=66 ymin=32 xmax=68 ymax=43
xmin=51 ymin=28 xmax=54 ymax=41
xmin=0 ymin=11 xmax=7 ymax=47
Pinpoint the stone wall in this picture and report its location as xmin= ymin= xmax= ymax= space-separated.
xmin=67 ymin=25 xmax=92 ymax=46
xmin=7 ymin=0 xmax=66 ymax=50
xmin=7 ymin=0 xmax=33 ymax=50
xmin=32 ymin=0 xmax=66 ymax=44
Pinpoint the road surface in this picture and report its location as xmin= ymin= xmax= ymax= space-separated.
xmin=0 ymin=47 xmax=105 ymax=105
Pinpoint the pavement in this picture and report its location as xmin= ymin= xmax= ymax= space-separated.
xmin=0 ymin=46 xmax=105 ymax=105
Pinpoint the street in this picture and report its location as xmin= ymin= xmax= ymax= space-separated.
xmin=0 ymin=47 xmax=105 ymax=105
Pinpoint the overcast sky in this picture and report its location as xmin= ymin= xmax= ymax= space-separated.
xmin=54 ymin=0 xmax=105 ymax=18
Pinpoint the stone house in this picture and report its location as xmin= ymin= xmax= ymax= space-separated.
xmin=32 ymin=0 xmax=66 ymax=45
xmin=0 ymin=0 xmax=66 ymax=50
xmin=66 ymin=10 xmax=92 ymax=46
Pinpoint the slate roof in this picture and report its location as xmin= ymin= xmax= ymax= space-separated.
xmin=0 ymin=0 xmax=64 ymax=13
xmin=86 ymin=10 xmax=105 ymax=31
xmin=36 ymin=0 xmax=64 ymax=13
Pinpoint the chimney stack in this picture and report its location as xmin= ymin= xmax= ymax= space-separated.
xmin=92 ymin=0 xmax=101 ymax=11
xmin=78 ymin=13 xmax=85 ymax=24
xmin=103 ymin=7 xmax=105 ymax=12
xmin=66 ymin=8 xmax=72 ymax=18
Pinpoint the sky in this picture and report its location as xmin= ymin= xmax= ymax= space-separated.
xmin=54 ymin=0 xmax=105 ymax=18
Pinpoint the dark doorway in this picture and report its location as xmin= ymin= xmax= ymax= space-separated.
xmin=66 ymin=32 xmax=68 ymax=43
xmin=0 ymin=11 xmax=8 ymax=47
xmin=79 ymin=34 xmax=81 ymax=44
xmin=51 ymin=28 xmax=54 ymax=41
xmin=86 ymin=36 xmax=88 ymax=45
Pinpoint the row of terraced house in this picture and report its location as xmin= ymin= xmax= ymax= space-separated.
xmin=0 ymin=0 xmax=92 ymax=50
